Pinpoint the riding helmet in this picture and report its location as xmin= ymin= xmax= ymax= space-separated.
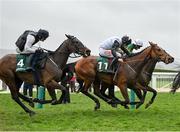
xmin=121 ymin=35 xmax=132 ymax=45
xmin=37 ymin=29 xmax=49 ymax=40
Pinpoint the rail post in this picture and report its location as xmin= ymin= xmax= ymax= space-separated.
xmin=36 ymin=86 xmax=45 ymax=108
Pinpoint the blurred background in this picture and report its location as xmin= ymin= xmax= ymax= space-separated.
xmin=0 ymin=0 xmax=180 ymax=70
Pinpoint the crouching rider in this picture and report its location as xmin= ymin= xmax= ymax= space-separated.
xmin=99 ymin=35 xmax=132 ymax=73
xmin=15 ymin=29 xmax=49 ymax=71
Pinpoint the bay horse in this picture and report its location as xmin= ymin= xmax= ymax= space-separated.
xmin=0 ymin=34 xmax=90 ymax=116
xmin=100 ymin=58 xmax=162 ymax=109
xmin=75 ymin=42 xmax=174 ymax=110
xmin=170 ymin=71 xmax=180 ymax=93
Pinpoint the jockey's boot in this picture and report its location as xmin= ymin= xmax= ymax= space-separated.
xmin=108 ymin=57 xmax=119 ymax=73
xmin=26 ymin=54 xmax=35 ymax=72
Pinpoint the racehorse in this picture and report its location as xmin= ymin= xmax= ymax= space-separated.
xmin=75 ymin=42 xmax=174 ymax=110
xmin=100 ymin=58 xmax=163 ymax=109
xmin=170 ymin=71 xmax=180 ymax=93
xmin=0 ymin=34 xmax=90 ymax=116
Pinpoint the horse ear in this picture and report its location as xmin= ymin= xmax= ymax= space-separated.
xmin=65 ymin=34 xmax=75 ymax=40
xmin=65 ymin=34 xmax=71 ymax=39
xmin=149 ymin=41 xmax=155 ymax=46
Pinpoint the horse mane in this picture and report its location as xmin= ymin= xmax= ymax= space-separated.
xmin=123 ymin=45 xmax=151 ymax=62
xmin=55 ymin=39 xmax=70 ymax=52
xmin=129 ymin=46 xmax=150 ymax=57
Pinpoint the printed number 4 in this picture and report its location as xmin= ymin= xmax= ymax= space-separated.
xmin=17 ymin=59 xmax=24 ymax=67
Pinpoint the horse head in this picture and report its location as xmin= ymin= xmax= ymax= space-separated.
xmin=149 ymin=42 xmax=174 ymax=64
xmin=65 ymin=34 xmax=91 ymax=57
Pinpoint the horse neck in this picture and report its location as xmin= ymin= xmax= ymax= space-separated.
xmin=51 ymin=40 xmax=71 ymax=69
xmin=142 ymin=58 xmax=158 ymax=77
xmin=125 ymin=47 xmax=151 ymax=74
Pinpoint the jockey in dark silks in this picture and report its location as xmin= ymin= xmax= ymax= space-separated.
xmin=16 ymin=29 xmax=49 ymax=71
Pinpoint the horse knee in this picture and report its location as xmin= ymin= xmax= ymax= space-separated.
xmin=123 ymin=99 xmax=130 ymax=105
xmin=11 ymin=95 xmax=18 ymax=101
xmin=153 ymin=90 xmax=157 ymax=96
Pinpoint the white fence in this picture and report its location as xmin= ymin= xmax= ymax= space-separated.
xmin=0 ymin=72 xmax=179 ymax=92
xmin=150 ymin=72 xmax=178 ymax=92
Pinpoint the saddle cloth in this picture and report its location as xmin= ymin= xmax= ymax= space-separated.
xmin=16 ymin=53 xmax=47 ymax=72
xmin=97 ymin=56 xmax=113 ymax=72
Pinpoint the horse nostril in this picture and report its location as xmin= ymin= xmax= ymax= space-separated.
xmin=169 ymin=57 xmax=174 ymax=62
xmin=86 ymin=50 xmax=91 ymax=56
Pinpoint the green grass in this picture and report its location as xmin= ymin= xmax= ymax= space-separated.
xmin=0 ymin=92 xmax=180 ymax=131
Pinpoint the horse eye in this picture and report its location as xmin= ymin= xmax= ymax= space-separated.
xmin=73 ymin=41 xmax=78 ymax=44
xmin=157 ymin=48 xmax=161 ymax=51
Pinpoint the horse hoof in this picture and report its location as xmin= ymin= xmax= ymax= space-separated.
xmin=136 ymin=104 xmax=142 ymax=109
xmin=170 ymin=89 xmax=176 ymax=94
xmin=51 ymin=100 xmax=58 ymax=105
xmin=29 ymin=102 xmax=35 ymax=108
xmin=111 ymin=104 xmax=118 ymax=108
xmin=33 ymin=98 xmax=39 ymax=102
xmin=145 ymin=103 xmax=150 ymax=109
xmin=124 ymin=105 xmax=129 ymax=109
xmin=94 ymin=107 xmax=99 ymax=111
xmin=29 ymin=111 xmax=36 ymax=117
xmin=94 ymin=105 xmax=100 ymax=111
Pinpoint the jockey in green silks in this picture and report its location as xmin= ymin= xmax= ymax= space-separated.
xmin=126 ymin=39 xmax=144 ymax=53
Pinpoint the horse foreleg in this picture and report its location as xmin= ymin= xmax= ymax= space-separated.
xmin=100 ymin=84 xmax=121 ymax=108
xmin=145 ymin=86 xmax=157 ymax=109
xmin=131 ymin=88 xmax=145 ymax=109
xmin=129 ymin=83 xmax=148 ymax=109
xmin=117 ymin=84 xmax=130 ymax=109
xmin=46 ymin=80 xmax=67 ymax=105
xmin=76 ymin=78 xmax=84 ymax=93
xmin=32 ymin=83 xmax=57 ymax=104
xmin=81 ymin=80 xmax=100 ymax=110
xmin=93 ymin=81 xmax=111 ymax=102
xmin=117 ymin=82 xmax=142 ymax=108
xmin=93 ymin=81 xmax=118 ymax=107
xmin=18 ymin=92 xmax=34 ymax=108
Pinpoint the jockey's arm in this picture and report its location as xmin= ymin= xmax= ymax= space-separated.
xmin=121 ymin=44 xmax=131 ymax=56
xmin=24 ymin=35 xmax=38 ymax=53
xmin=111 ymin=40 xmax=120 ymax=57
xmin=126 ymin=44 xmax=134 ymax=53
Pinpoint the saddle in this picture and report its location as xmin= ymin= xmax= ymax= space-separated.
xmin=16 ymin=52 xmax=48 ymax=85
xmin=16 ymin=52 xmax=47 ymax=72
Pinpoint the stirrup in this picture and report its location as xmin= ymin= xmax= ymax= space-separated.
xmin=102 ymin=69 xmax=115 ymax=74
xmin=26 ymin=67 xmax=35 ymax=72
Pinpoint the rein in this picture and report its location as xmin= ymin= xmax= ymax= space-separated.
xmin=47 ymin=56 xmax=59 ymax=69
xmin=122 ymin=46 xmax=152 ymax=75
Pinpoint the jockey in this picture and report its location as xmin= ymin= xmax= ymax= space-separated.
xmin=16 ymin=29 xmax=49 ymax=71
xmin=99 ymin=35 xmax=132 ymax=73
xmin=126 ymin=39 xmax=144 ymax=53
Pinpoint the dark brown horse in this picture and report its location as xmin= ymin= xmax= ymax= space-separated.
xmin=0 ymin=34 xmax=90 ymax=116
xmin=100 ymin=58 xmax=162 ymax=109
xmin=75 ymin=42 xmax=174 ymax=110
